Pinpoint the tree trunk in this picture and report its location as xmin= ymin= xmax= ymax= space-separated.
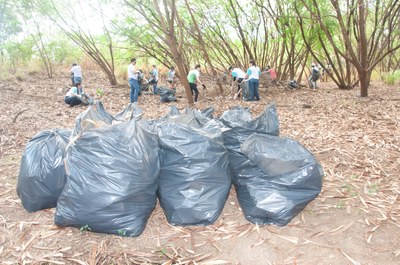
xmin=359 ymin=70 xmax=370 ymax=97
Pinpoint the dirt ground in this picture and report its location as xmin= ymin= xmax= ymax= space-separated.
xmin=0 ymin=69 xmax=399 ymax=265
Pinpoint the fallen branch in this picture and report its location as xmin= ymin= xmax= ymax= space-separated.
xmin=12 ymin=109 xmax=29 ymax=123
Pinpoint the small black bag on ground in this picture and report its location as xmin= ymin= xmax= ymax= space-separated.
xmin=55 ymin=120 xmax=159 ymax=236
xmin=17 ymin=129 xmax=71 ymax=212
xmin=157 ymin=121 xmax=231 ymax=226
xmin=158 ymin=86 xmax=177 ymax=102
xmin=236 ymin=133 xmax=324 ymax=225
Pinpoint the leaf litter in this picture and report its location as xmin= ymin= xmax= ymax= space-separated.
xmin=0 ymin=70 xmax=399 ymax=264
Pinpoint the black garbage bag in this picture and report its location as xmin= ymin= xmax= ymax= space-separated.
xmin=234 ymin=133 xmax=323 ymax=225
xmin=158 ymin=87 xmax=176 ymax=102
xmin=201 ymin=106 xmax=215 ymax=119
xmin=157 ymin=121 xmax=231 ymax=226
xmin=55 ymin=120 xmax=159 ymax=236
xmin=240 ymin=80 xmax=251 ymax=101
xmin=220 ymin=104 xmax=279 ymax=180
xmin=220 ymin=104 xmax=280 ymax=137
xmin=114 ymin=102 xmax=143 ymax=122
xmin=72 ymin=101 xmax=115 ymax=136
xmin=17 ymin=129 xmax=71 ymax=212
xmin=159 ymin=107 xmax=212 ymax=129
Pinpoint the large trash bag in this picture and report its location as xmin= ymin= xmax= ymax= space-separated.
xmin=159 ymin=107 xmax=212 ymax=129
xmin=16 ymin=129 xmax=71 ymax=212
xmin=220 ymin=104 xmax=280 ymax=149
xmin=234 ymin=133 xmax=323 ymax=225
xmin=158 ymin=87 xmax=177 ymax=102
xmin=72 ymin=101 xmax=115 ymax=136
xmin=157 ymin=121 xmax=231 ymax=226
xmin=240 ymin=80 xmax=251 ymax=101
xmin=201 ymin=106 xmax=215 ymax=119
xmin=114 ymin=102 xmax=143 ymax=122
xmin=55 ymin=120 xmax=159 ymax=236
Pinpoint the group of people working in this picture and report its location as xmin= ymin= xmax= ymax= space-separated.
xmin=66 ymin=58 xmax=319 ymax=107
xmin=127 ymin=59 xmax=176 ymax=103
xmin=228 ymin=60 xmax=275 ymax=101
xmin=65 ymin=63 xmax=84 ymax=107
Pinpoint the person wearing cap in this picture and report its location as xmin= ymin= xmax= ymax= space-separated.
xmin=70 ymin=63 xmax=82 ymax=86
xmin=187 ymin=64 xmax=204 ymax=102
xmin=127 ymin=58 xmax=140 ymax=103
xmin=228 ymin=66 xmax=246 ymax=98
xmin=149 ymin=64 xmax=159 ymax=94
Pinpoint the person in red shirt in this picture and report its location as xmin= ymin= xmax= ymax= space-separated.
xmin=266 ymin=65 xmax=277 ymax=85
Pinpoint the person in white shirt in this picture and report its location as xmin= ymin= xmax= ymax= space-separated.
xmin=65 ymin=83 xmax=83 ymax=107
xmin=245 ymin=60 xmax=261 ymax=101
xmin=70 ymin=63 xmax=82 ymax=85
xmin=228 ymin=66 xmax=246 ymax=97
xmin=127 ymin=58 xmax=140 ymax=103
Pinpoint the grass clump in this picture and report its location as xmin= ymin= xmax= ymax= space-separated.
xmin=383 ymin=70 xmax=400 ymax=85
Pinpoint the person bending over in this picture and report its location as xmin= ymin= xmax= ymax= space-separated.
xmin=65 ymin=82 xmax=83 ymax=107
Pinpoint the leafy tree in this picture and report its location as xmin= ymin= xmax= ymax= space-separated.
xmin=0 ymin=1 xmax=22 ymax=61
xmin=296 ymin=0 xmax=400 ymax=96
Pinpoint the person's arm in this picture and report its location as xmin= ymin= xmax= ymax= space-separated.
xmin=196 ymin=74 xmax=202 ymax=85
xmin=244 ymin=69 xmax=251 ymax=79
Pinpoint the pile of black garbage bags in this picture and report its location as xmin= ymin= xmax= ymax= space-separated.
xmin=17 ymin=101 xmax=323 ymax=237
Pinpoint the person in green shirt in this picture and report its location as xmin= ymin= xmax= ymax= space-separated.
xmin=187 ymin=64 xmax=204 ymax=102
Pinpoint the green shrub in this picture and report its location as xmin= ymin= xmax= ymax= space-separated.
xmin=383 ymin=70 xmax=400 ymax=85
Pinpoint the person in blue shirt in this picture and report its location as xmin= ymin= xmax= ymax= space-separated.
xmin=149 ymin=65 xmax=159 ymax=94
xmin=245 ymin=60 xmax=261 ymax=101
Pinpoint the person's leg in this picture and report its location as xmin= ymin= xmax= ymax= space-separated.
xmin=189 ymin=83 xmax=195 ymax=95
xmin=254 ymin=79 xmax=260 ymax=100
xmin=249 ymin=79 xmax=255 ymax=101
xmin=193 ymin=84 xmax=199 ymax=102
xmin=74 ymin=77 xmax=82 ymax=85
xmin=65 ymin=97 xmax=82 ymax=107
xmin=65 ymin=97 xmax=72 ymax=105
xmin=133 ymin=79 xmax=140 ymax=102
xmin=237 ymin=78 xmax=243 ymax=98
xmin=153 ymin=81 xmax=158 ymax=94
xmin=129 ymin=79 xmax=135 ymax=102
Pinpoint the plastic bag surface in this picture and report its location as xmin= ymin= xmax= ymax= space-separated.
xmin=72 ymin=101 xmax=115 ymax=136
xmin=158 ymin=87 xmax=177 ymax=102
xmin=235 ymin=133 xmax=323 ymax=225
xmin=17 ymin=129 xmax=71 ymax=212
xmin=115 ymin=102 xmax=143 ymax=122
xmin=55 ymin=120 xmax=159 ymax=236
xmin=157 ymin=122 xmax=231 ymax=226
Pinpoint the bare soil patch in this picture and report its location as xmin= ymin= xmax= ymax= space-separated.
xmin=1 ymin=70 xmax=399 ymax=264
